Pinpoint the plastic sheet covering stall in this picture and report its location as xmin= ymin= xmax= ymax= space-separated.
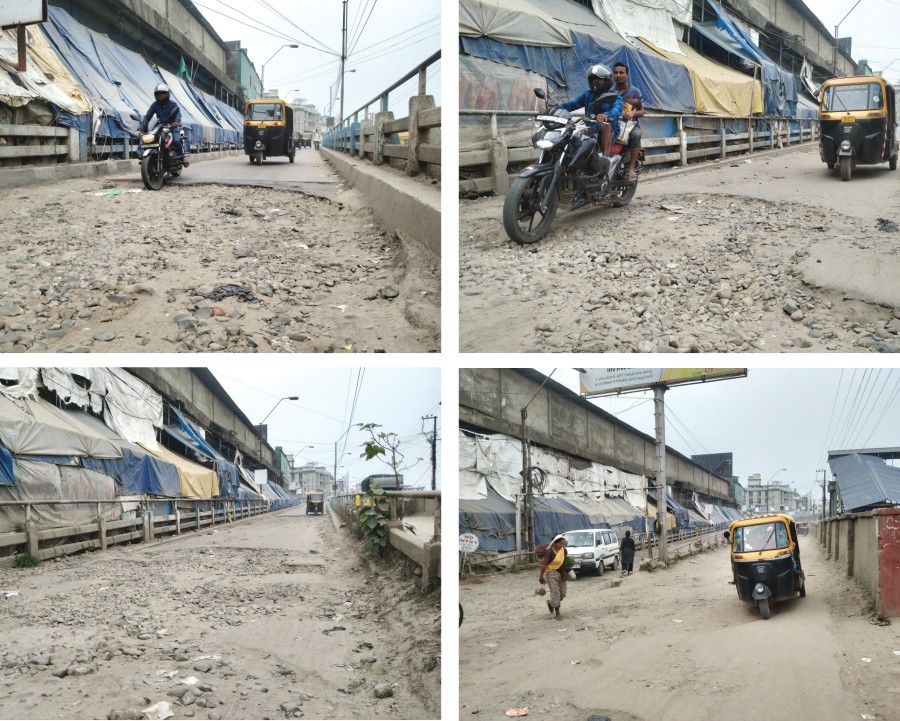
xmin=460 ymin=54 xmax=548 ymax=111
xmin=460 ymin=0 xmax=573 ymax=47
xmin=0 ymin=456 xmax=118 ymax=533
xmin=158 ymin=68 xmax=222 ymax=148
xmin=459 ymin=489 xmax=517 ymax=552
xmin=179 ymin=76 xmax=241 ymax=147
xmin=459 ymin=431 xmax=524 ymax=500
xmin=0 ymin=368 xmax=39 ymax=398
xmin=644 ymin=39 xmax=762 ymax=115
xmin=164 ymin=409 xmax=239 ymax=498
xmin=0 ymin=441 xmax=13 ymax=485
xmin=566 ymin=494 xmax=645 ymax=528
xmin=0 ymin=25 xmax=91 ymax=120
xmin=139 ymin=443 xmax=218 ymax=499
xmin=591 ymin=0 xmax=691 ymax=55
xmin=533 ymin=495 xmax=603 ymax=543
xmin=0 ymin=394 xmax=122 ymax=459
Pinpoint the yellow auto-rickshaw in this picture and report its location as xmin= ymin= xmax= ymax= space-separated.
xmin=305 ymin=491 xmax=324 ymax=515
xmin=723 ymin=513 xmax=806 ymax=620
xmin=818 ymin=75 xmax=898 ymax=181
xmin=244 ymin=98 xmax=295 ymax=165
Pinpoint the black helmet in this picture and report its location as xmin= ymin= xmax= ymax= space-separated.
xmin=154 ymin=83 xmax=170 ymax=102
xmin=587 ymin=64 xmax=612 ymax=93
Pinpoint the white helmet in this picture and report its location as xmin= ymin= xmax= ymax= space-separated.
xmin=154 ymin=83 xmax=170 ymax=101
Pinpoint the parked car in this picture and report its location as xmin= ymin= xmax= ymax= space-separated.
xmin=563 ymin=528 xmax=620 ymax=575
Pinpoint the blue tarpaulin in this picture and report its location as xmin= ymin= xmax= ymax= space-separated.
xmin=167 ymin=409 xmax=240 ymax=498
xmin=0 ymin=442 xmax=13 ymax=486
xmin=82 ymin=447 xmax=181 ymax=497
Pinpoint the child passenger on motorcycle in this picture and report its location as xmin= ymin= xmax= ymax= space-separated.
xmin=141 ymin=83 xmax=189 ymax=166
xmin=558 ymin=64 xmax=622 ymax=157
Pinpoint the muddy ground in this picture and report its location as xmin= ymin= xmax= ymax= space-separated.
xmin=459 ymin=534 xmax=900 ymax=721
xmin=0 ymin=507 xmax=440 ymax=720
xmin=0 ymin=178 xmax=439 ymax=353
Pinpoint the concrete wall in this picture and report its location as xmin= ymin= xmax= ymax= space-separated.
xmin=459 ymin=369 xmax=733 ymax=502
xmin=129 ymin=368 xmax=281 ymax=477
xmin=820 ymin=509 xmax=900 ymax=617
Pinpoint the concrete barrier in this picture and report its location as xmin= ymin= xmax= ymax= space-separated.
xmin=0 ymin=149 xmax=244 ymax=191
xmin=320 ymin=147 xmax=440 ymax=257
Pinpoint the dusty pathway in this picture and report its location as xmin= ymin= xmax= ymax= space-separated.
xmin=0 ymin=507 xmax=440 ymax=720
xmin=459 ymin=535 xmax=900 ymax=720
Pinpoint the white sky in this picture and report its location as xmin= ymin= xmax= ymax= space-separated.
xmin=203 ymin=362 xmax=441 ymax=490
xmin=192 ymin=0 xmax=441 ymax=117
xmin=535 ymin=368 xmax=900 ymax=498
xmin=796 ymin=0 xmax=900 ymax=83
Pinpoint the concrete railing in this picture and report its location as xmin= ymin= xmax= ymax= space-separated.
xmin=459 ymin=110 xmax=819 ymax=195
xmin=818 ymin=508 xmax=900 ymax=618
xmin=0 ymin=123 xmax=80 ymax=165
xmin=325 ymin=50 xmax=441 ymax=181
xmin=0 ymin=497 xmax=276 ymax=568
xmin=332 ymin=490 xmax=441 ymax=588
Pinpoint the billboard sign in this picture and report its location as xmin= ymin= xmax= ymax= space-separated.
xmin=580 ymin=368 xmax=746 ymax=396
xmin=0 ymin=0 xmax=47 ymax=29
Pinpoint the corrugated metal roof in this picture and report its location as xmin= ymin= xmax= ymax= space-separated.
xmin=828 ymin=453 xmax=900 ymax=512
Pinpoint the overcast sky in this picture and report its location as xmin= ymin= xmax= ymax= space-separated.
xmin=787 ymin=0 xmax=900 ymax=83
xmin=536 ymin=367 xmax=900 ymax=497
xmin=193 ymin=0 xmax=441 ymax=117
xmin=203 ymin=362 xmax=441 ymax=490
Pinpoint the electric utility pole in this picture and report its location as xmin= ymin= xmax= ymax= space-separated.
xmin=339 ymin=0 xmax=348 ymax=125
xmin=423 ymin=415 xmax=437 ymax=491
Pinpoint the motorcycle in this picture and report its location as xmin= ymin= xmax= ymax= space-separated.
xmin=139 ymin=123 xmax=185 ymax=190
xmin=502 ymin=88 xmax=643 ymax=245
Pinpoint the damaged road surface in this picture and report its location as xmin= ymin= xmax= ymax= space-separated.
xmin=0 ymin=171 xmax=439 ymax=353
xmin=0 ymin=507 xmax=440 ymax=720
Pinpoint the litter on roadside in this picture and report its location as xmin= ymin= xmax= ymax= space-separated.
xmin=142 ymin=701 xmax=173 ymax=720
xmin=505 ymin=708 xmax=529 ymax=717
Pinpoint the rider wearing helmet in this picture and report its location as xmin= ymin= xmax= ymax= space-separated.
xmin=141 ymin=83 xmax=189 ymax=166
xmin=559 ymin=64 xmax=622 ymax=157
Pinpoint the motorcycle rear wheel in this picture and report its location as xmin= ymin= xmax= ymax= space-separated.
xmin=140 ymin=154 xmax=165 ymax=190
xmin=612 ymin=177 xmax=638 ymax=207
xmin=503 ymin=175 xmax=559 ymax=244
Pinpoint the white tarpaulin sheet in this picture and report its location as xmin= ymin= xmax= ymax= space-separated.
xmin=0 ymin=394 xmax=122 ymax=459
xmin=0 ymin=26 xmax=89 ymax=113
xmin=459 ymin=0 xmax=573 ymax=47
xmin=461 ymin=431 xmax=648 ymax=502
xmin=592 ymin=0 xmax=687 ymax=54
xmin=0 ymin=368 xmax=39 ymax=398
xmin=102 ymin=369 xmax=162 ymax=449
xmin=40 ymin=368 xmax=105 ymax=414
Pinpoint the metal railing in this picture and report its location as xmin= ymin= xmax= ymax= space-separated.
xmin=0 ymin=496 xmax=277 ymax=567
xmin=459 ymin=110 xmax=819 ymax=195
xmin=324 ymin=50 xmax=441 ymax=179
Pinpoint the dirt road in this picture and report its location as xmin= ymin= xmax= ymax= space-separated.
xmin=0 ymin=507 xmax=440 ymax=720
xmin=459 ymin=535 xmax=900 ymax=721
xmin=459 ymin=145 xmax=900 ymax=353
xmin=0 ymin=157 xmax=439 ymax=353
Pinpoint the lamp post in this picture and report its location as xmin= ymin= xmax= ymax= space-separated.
xmin=256 ymin=396 xmax=299 ymax=472
xmin=329 ymin=69 xmax=356 ymax=122
xmin=282 ymin=89 xmax=300 ymax=100
xmin=765 ymin=468 xmax=787 ymax=513
xmin=833 ymin=0 xmax=864 ymax=76
xmin=261 ymin=44 xmax=299 ymax=93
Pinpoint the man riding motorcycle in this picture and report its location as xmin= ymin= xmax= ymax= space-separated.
xmin=558 ymin=64 xmax=622 ymax=158
xmin=141 ymin=83 xmax=189 ymax=166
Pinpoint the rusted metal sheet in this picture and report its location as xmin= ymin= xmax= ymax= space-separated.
xmin=877 ymin=509 xmax=900 ymax=617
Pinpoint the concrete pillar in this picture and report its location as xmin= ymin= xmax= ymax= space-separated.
xmin=211 ymin=501 xmax=216 ymax=526
xmin=359 ymin=119 xmax=372 ymax=159
xmin=175 ymin=509 xmax=181 ymax=535
xmin=488 ymin=113 xmax=509 ymax=195
xmin=748 ymin=118 xmax=754 ymax=154
xmin=373 ymin=111 xmax=395 ymax=166
xmin=407 ymin=94 xmax=435 ymax=177
xmin=432 ymin=496 xmax=441 ymax=543
xmin=422 ymin=539 xmax=440 ymax=589
xmin=846 ymin=521 xmax=854 ymax=576
xmin=67 ymin=128 xmax=79 ymax=163
xmin=195 ymin=504 xmax=201 ymax=530
xmin=98 ymin=516 xmax=107 ymax=551
xmin=26 ymin=521 xmax=39 ymax=557
xmin=143 ymin=510 xmax=154 ymax=543
xmin=678 ymin=116 xmax=687 ymax=167
xmin=719 ymin=120 xmax=727 ymax=159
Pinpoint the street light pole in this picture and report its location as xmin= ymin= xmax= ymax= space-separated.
xmin=833 ymin=0 xmax=864 ymax=76
xmin=339 ymin=0 xmax=348 ymax=124
xmin=261 ymin=44 xmax=299 ymax=93
xmin=256 ymin=396 xmax=299 ymax=474
xmin=766 ymin=468 xmax=786 ymax=513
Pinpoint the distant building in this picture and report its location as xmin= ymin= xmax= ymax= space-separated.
xmin=290 ymin=461 xmax=333 ymax=496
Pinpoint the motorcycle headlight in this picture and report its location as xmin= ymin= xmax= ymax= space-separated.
xmin=141 ymin=133 xmax=155 ymax=143
xmin=841 ymin=140 xmax=851 ymax=150
xmin=536 ymin=130 xmax=563 ymax=150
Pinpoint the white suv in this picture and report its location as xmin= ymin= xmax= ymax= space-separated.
xmin=563 ymin=528 xmax=620 ymax=575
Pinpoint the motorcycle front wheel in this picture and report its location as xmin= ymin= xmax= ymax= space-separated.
xmin=502 ymin=175 xmax=559 ymax=244
xmin=140 ymin=154 xmax=165 ymax=190
xmin=612 ymin=176 xmax=638 ymax=207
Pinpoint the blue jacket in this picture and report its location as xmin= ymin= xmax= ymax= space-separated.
xmin=559 ymin=89 xmax=623 ymax=128
xmin=142 ymin=99 xmax=182 ymax=131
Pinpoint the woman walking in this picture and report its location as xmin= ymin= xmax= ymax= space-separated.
xmin=620 ymin=529 xmax=636 ymax=575
xmin=539 ymin=534 xmax=568 ymax=620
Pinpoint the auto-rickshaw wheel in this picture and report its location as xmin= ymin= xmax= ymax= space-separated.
xmin=827 ymin=162 xmax=835 ymax=170
xmin=890 ymin=154 xmax=898 ymax=171
xmin=799 ymin=582 xmax=806 ymax=598
xmin=256 ymin=150 xmax=264 ymax=165
xmin=841 ymin=160 xmax=851 ymax=182
xmin=758 ymin=598 xmax=771 ymax=619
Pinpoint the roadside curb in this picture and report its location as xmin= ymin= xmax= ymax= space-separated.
xmin=0 ymin=149 xmax=244 ymax=191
